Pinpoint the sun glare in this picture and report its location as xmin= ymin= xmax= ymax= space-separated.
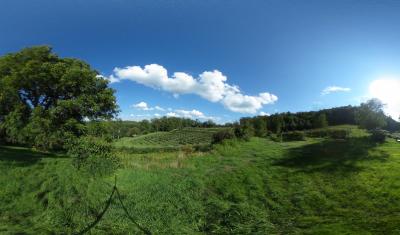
xmin=369 ymin=78 xmax=400 ymax=119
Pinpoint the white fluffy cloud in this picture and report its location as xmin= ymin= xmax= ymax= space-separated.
xmin=107 ymin=64 xmax=277 ymax=114
xmin=132 ymin=102 xmax=166 ymax=111
xmin=174 ymin=109 xmax=214 ymax=120
xmin=164 ymin=109 xmax=215 ymax=120
xmin=154 ymin=106 xmax=165 ymax=111
xmin=321 ymin=86 xmax=351 ymax=95
xmin=369 ymin=79 xmax=400 ymax=120
xmin=132 ymin=101 xmax=153 ymax=111
xmin=166 ymin=112 xmax=179 ymax=117
xmin=259 ymin=111 xmax=270 ymax=116
xmin=131 ymin=101 xmax=216 ymax=120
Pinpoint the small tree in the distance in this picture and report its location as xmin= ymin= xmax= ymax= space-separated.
xmin=312 ymin=113 xmax=328 ymax=129
xmin=355 ymin=98 xmax=387 ymax=130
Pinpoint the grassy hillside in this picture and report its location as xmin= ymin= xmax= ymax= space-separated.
xmin=114 ymin=127 xmax=226 ymax=151
xmin=1 ymin=126 xmax=400 ymax=234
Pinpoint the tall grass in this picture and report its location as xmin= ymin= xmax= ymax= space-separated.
xmin=1 ymin=126 xmax=400 ymax=233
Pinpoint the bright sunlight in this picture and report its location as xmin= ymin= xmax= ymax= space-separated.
xmin=369 ymin=78 xmax=400 ymax=119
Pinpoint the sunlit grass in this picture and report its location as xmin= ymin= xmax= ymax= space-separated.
xmin=1 ymin=126 xmax=400 ymax=233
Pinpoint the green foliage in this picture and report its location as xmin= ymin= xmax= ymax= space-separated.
xmin=356 ymin=98 xmax=387 ymax=130
xmin=306 ymin=128 xmax=350 ymax=139
xmin=0 ymin=46 xmax=117 ymax=149
xmin=211 ymin=129 xmax=235 ymax=145
xmin=312 ymin=113 xmax=328 ymax=129
xmin=282 ymin=131 xmax=305 ymax=141
xmin=67 ymin=136 xmax=119 ymax=177
xmin=233 ymin=123 xmax=251 ymax=140
xmin=328 ymin=129 xmax=350 ymax=139
xmin=233 ymin=104 xmax=397 ymax=135
xmin=252 ymin=116 xmax=268 ymax=137
xmin=370 ymin=129 xmax=387 ymax=143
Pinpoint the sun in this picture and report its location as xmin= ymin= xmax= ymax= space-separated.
xmin=369 ymin=78 xmax=398 ymax=102
xmin=369 ymin=78 xmax=400 ymax=119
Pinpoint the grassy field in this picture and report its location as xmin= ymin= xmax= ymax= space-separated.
xmin=1 ymin=126 xmax=400 ymax=234
xmin=114 ymin=127 xmax=225 ymax=152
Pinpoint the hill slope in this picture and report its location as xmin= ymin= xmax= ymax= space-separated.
xmin=1 ymin=127 xmax=400 ymax=234
xmin=114 ymin=127 xmax=226 ymax=151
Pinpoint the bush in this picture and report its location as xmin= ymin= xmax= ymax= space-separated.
xmin=270 ymin=133 xmax=282 ymax=142
xmin=67 ymin=136 xmax=119 ymax=177
xmin=306 ymin=128 xmax=350 ymax=139
xmin=328 ymin=129 xmax=350 ymax=139
xmin=305 ymin=129 xmax=328 ymax=138
xmin=282 ymin=131 xmax=305 ymax=141
xmin=234 ymin=125 xmax=251 ymax=141
xmin=370 ymin=129 xmax=387 ymax=143
xmin=181 ymin=144 xmax=194 ymax=155
xmin=212 ymin=129 xmax=235 ymax=144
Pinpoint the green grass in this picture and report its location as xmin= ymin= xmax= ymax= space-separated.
xmin=114 ymin=127 xmax=226 ymax=152
xmin=1 ymin=126 xmax=400 ymax=234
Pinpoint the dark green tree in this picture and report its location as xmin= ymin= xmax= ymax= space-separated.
xmin=312 ymin=113 xmax=328 ymax=129
xmin=355 ymin=99 xmax=387 ymax=130
xmin=0 ymin=46 xmax=117 ymax=149
xmin=253 ymin=116 xmax=267 ymax=137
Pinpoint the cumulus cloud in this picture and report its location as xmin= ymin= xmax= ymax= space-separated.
xmin=132 ymin=102 xmax=166 ymax=111
xmin=154 ymin=106 xmax=165 ymax=111
xmin=108 ymin=64 xmax=277 ymax=114
xmin=132 ymin=101 xmax=153 ymax=111
xmin=259 ymin=111 xmax=270 ymax=116
xmin=321 ymin=86 xmax=351 ymax=95
xmin=166 ymin=112 xmax=179 ymax=117
xmin=162 ymin=109 xmax=215 ymax=120
xmin=131 ymin=101 xmax=216 ymax=120
xmin=174 ymin=109 xmax=215 ymax=120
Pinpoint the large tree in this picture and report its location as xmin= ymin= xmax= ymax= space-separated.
xmin=355 ymin=98 xmax=387 ymax=130
xmin=0 ymin=46 xmax=117 ymax=149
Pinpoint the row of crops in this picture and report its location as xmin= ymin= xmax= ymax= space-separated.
xmin=114 ymin=127 xmax=228 ymax=152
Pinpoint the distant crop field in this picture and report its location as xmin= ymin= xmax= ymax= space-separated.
xmin=114 ymin=127 xmax=227 ymax=151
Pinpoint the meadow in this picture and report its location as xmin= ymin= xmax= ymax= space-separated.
xmin=114 ymin=127 xmax=225 ymax=153
xmin=1 ymin=126 xmax=400 ymax=234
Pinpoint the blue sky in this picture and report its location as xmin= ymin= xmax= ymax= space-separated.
xmin=1 ymin=0 xmax=400 ymax=122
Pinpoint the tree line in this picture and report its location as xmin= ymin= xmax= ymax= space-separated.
xmin=86 ymin=117 xmax=218 ymax=141
xmin=232 ymin=99 xmax=400 ymax=138
xmin=1 ymin=46 xmax=399 ymax=150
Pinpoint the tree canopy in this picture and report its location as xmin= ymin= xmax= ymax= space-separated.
xmin=355 ymin=98 xmax=387 ymax=130
xmin=0 ymin=46 xmax=117 ymax=149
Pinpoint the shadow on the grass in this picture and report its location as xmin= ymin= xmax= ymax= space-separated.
xmin=0 ymin=146 xmax=66 ymax=166
xmin=275 ymin=137 xmax=389 ymax=174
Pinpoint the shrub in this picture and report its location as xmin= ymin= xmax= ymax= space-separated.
xmin=193 ymin=144 xmax=212 ymax=152
xmin=270 ymin=133 xmax=282 ymax=142
xmin=282 ymin=131 xmax=305 ymax=141
xmin=181 ymin=144 xmax=194 ymax=155
xmin=234 ymin=125 xmax=251 ymax=140
xmin=305 ymin=129 xmax=328 ymax=138
xmin=212 ymin=129 xmax=235 ymax=144
xmin=370 ymin=129 xmax=387 ymax=143
xmin=328 ymin=129 xmax=350 ymax=139
xmin=67 ymin=136 xmax=119 ymax=177
xmin=306 ymin=128 xmax=350 ymax=139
